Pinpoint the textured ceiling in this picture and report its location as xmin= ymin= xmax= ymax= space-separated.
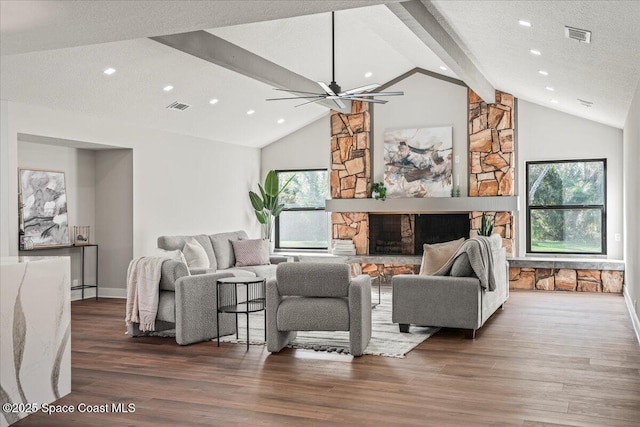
xmin=1 ymin=0 xmax=638 ymax=150
xmin=431 ymin=0 xmax=640 ymax=128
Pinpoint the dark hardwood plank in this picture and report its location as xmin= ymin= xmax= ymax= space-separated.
xmin=12 ymin=290 xmax=640 ymax=427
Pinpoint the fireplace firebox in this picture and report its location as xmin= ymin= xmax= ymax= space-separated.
xmin=368 ymin=214 xmax=470 ymax=255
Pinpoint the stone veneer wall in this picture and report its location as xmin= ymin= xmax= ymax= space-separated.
xmin=468 ymin=89 xmax=516 ymax=256
xmin=510 ymin=267 xmax=623 ymax=293
xmin=362 ymin=264 xmax=420 ymax=284
xmin=330 ymin=101 xmax=371 ymax=255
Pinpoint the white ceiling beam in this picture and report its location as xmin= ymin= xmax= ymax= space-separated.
xmin=387 ymin=0 xmax=496 ymax=104
xmin=151 ymin=31 xmax=351 ymax=113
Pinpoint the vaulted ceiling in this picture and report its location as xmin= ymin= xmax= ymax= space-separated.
xmin=1 ymin=1 xmax=639 ymax=148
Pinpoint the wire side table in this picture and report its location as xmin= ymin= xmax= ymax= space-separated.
xmin=216 ymin=276 xmax=266 ymax=351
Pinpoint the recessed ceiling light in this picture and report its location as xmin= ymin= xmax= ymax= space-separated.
xmin=538 ymin=70 xmax=549 ymax=76
xmin=364 ymin=71 xmax=373 ymax=78
xmin=550 ymin=99 xmax=559 ymax=104
xmin=545 ymin=86 xmax=555 ymax=92
xmin=103 ymin=68 xmax=116 ymax=75
xmin=277 ymin=118 xmax=285 ymax=124
xmin=530 ymin=49 xmax=541 ymax=56
xmin=519 ymin=20 xmax=532 ymax=27
xmin=163 ymin=85 xmax=174 ymax=92
xmin=209 ymin=98 xmax=219 ymax=105
xmin=246 ymin=109 xmax=255 ymax=115
xmin=439 ymin=66 xmax=447 ymax=71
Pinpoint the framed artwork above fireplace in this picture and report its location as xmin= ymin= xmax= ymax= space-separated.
xmin=383 ymin=126 xmax=453 ymax=198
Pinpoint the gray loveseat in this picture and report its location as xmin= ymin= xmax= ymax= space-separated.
xmin=129 ymin=231 xmax=286 ymax=345
xmin=392 ymin=235 xmax=509 ymax=339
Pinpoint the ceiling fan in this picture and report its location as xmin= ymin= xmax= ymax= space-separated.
xmin=266 ymin=11 xmax=403 ymax=109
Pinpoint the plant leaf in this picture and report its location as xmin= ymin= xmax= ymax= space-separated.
xmin=264 ymin=170 xmax=279 ymax=197
xmin=272 ymin=204 xmax=285 ymax=217
xmin=255 ymin=211 xmax=268 ymax=224
xmin=249 ymin=191 xmax=264 ymax=211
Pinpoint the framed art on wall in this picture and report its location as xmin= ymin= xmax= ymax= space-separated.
xmin=383 ymin=126 xmax=453 ymax=198
xmin=19 ymin=168 xmax=71 ymax=248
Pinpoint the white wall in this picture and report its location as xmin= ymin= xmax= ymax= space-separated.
xmin=373 ymin=72 xmax=468 ymax=190
xmin=262 ymin=71 xmax=468 ymax=185
xmin=623 ymin=80 xmax=640 ymax=319
xmin=95 ymin=149 xmax=133 ymax=289
xmin=0 ymin=100 xmax=11 ymax=257
xmin=1 ymin=101 xmax=261 ymax=288
xmin=261 ymin=114 xmax=330 ymax=174
xmin=517 ymin=100 xmax=624 ymax=259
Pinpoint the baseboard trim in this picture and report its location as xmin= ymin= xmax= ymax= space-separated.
xmin=623 ymin=287 xmax=640 ymax=345
xmin=71 ymin=287 xmax=126 ymax=301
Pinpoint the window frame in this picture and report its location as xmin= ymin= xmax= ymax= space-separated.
xmin=525 ymin=158 xmax=607 ymax=255
xmin=274 ymin=168 xmax=329 ymax=251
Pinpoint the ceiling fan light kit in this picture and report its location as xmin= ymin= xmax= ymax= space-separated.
xmin=266 ymin=11 xmax=403 ymax=109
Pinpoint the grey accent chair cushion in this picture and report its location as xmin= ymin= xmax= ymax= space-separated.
xmin=266 ymin=262 xmax=372 ymax=356
xmin=210 ymin=230 xmax=248 ymax=270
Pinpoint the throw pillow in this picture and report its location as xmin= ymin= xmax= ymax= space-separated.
xmin=450 ymin=253 xmax=476 ymax=277
xmin=182 ymin=240 xmax=210 ymax=270
xmin=155 ymin=248 xmax=190 ymax=273
xmin=419 ymin=237 xmax=465 ymax=276
xmin=232 ymin=239 xmax=270 ymax=267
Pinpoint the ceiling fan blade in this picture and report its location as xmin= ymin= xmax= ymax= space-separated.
xmin=340 ymin=83 xmax=381 ymax=95
xmin=334 ymin=98 xmax=346 ymax=109
xmin=344 ymin=97 xmax=388 ymax=104
xmin=266 ymin=95 xmax=325 ymax=101
xmin=317 ymin=81 xmax=336 ymax=96
xmin=294 ymin=98 xmax=324 ymax=108
xmin=349 ymin=91 xmax=404 ymax=97
xmin=273 ymin=88 xmax=325 ymax=96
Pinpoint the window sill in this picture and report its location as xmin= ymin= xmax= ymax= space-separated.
xmin=509 ymin=256 xmax=624 ymax=271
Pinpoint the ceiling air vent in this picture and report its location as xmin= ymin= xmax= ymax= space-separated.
xmin=166 ymin=101 xmax=191 ymax=111
xmin=565 ymin=26 xmax=591 ymax=43
xmin=578 ymin=98 xmax=594 ymax=107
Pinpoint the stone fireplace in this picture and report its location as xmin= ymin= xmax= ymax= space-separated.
xmin=328 ymin=90 xmax=517 ymax=282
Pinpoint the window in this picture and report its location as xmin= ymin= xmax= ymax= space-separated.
xmin=275 ymin=169 xmax=329 ymax=250
xmin=526 ymin=159 xmax=606 ymax=254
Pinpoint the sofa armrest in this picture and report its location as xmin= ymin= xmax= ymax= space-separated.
xmin=174 ymin=271 xmax=235 ymax=345
xmin=269 ymin=256 xmax=289 ymax=265
xmin=188 ymin=267 xmax=216 ymax=275
xmin=266 ymin=278 xmax=296 ymax=352
xmin=392 ymin=274 xmax=482 ymax=329
xmin=348 ymin=275 xmax=372 ymax=356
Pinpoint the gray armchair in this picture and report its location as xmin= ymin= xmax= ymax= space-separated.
xmin=127 ymin=260 xmax=237 ymax=345
xmin=266 ymin=263 xmax=372 ymax=356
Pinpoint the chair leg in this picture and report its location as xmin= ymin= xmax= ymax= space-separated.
xmin=464 ymin=329 xmax=476 ymax=339
xmin=399 ymin=323 xmax=410 ymax=333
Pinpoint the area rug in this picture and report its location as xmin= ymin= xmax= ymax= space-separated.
xmin=218 ymin=290 xmax=439 ymax=358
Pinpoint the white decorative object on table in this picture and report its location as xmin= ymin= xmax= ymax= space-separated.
xmin=332 ymin=239 xmax=356 ymax=255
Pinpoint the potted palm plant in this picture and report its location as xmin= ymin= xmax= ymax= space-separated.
xmin=249 ymin=170 xmax=294 ymax=242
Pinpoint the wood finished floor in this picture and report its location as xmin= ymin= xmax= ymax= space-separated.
xmin=13 ymin=290 xmax=640 ymax=427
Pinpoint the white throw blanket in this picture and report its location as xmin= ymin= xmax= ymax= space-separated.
xmin=125 ymin=257 xmax=165 ymax=332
